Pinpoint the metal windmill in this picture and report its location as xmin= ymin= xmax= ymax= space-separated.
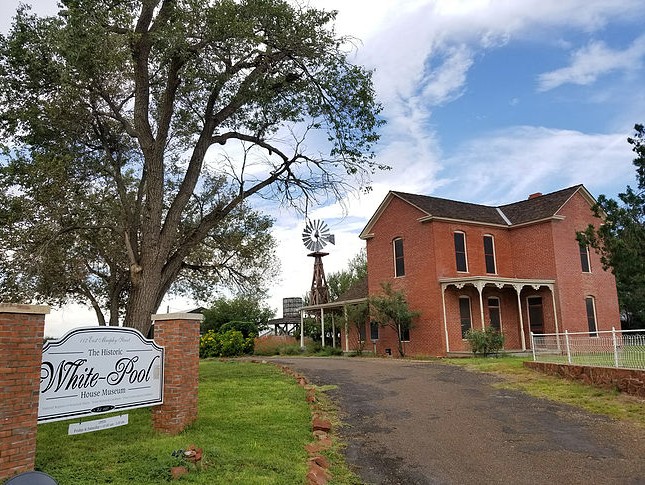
xmin=302 ymin=219 xmax=335 ymax=305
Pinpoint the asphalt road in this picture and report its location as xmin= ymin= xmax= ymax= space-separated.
xmin=270 ymin=357 xmax=645 ymax=485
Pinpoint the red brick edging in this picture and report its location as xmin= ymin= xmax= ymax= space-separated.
xmin=254 ymin=361 xmax=334 ymax=485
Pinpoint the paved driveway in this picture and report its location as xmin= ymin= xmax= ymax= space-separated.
xmin=270 ymin=357 xmax=645 ymax=485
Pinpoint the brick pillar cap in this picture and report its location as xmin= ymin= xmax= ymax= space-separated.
xmin=0 ymin=303 xmax=50 ymax=315
xmin=151 ymin=312 xmax=203 ymax=322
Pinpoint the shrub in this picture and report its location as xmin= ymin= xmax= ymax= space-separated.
xmin=465 ymin=327 xmax=505 ymax=356
xmin=200 ymin=329 xmax=248 ymax=358
xmin=219 ymin=329 xmax=246 ymax=357
xmin=318 ymin=346 xmax=343 ymax=356
xmin=278 ymin=344 xmax=303 ymax=355
xmin=200 ymin=330 xmax=222 ymax=358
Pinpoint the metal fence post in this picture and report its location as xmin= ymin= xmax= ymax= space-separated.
xmin=565 ymin=330 xmax=571 ymax=364
xmin=612 ymin=326 xmax=619 ymax=368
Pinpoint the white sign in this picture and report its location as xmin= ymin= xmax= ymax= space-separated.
xmin=68 ymin=414 xmax=129 ymax=435
xmin=39 ymin=327 xmax=164 ymax=423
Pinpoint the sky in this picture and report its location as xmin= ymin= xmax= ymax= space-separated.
xmin=3 ymin=0 xmax=645 ymax=337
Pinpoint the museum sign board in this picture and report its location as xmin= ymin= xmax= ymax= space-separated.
xmin=38 ymin=327 xmax=164 ymax=423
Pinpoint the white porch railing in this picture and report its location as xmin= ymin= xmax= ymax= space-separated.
xmin=531 ymin=328 xmax=645 ymax=370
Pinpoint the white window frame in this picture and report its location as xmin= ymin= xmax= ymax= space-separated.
xmin=487 ymin=296 xmax=501 ymax=331
xmin=483 ymin=234 xmax=497 ymax=274
xmin=459 ymin=295 xmax=472 ymax=339
xmin=393 ymin=237 xmax=405 ymax=277
xmin=579 ymin=243 xmax=591 ymax=273
xmin=585 ymin=296 xmax=598 ymax=336
xmin=454 ymin=231 xmax=469 ymax=273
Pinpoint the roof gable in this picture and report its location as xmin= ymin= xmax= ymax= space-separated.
xmin=498 ymin=185 xmax=589 ymax=224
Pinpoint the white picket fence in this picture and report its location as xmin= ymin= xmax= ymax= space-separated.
xmin=530 ymin=328 xmax=645 ymax=370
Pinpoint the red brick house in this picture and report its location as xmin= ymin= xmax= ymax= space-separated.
xmin=349 ymin=184 xmax=620 ymax=357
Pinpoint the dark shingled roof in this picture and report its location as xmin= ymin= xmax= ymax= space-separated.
xmin=391 ymin=185 xmax=583 ymax=226
xmin=498 ymin=185 xmax=581 ymax=224
xmin=393 ymin=192 xmax=507 ymax=225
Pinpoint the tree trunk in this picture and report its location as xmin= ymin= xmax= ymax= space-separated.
xmin=125 ymin=271 xmax=163 ymax=335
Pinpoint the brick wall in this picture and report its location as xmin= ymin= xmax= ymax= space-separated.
xmin=0 ymin=304 xmax=49 ymax=482
xmin=551 ymin=193 xmax=620 ymax=332
xmin=524 ymin=361 xmax=645 ymax=398
xmin=150 ymin=313 xmax=201 ymax=435
xmin=363 ymin=190 xmax=621 ymax=358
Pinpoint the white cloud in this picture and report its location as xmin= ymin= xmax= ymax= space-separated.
xmin=440 ymin=126 xmax=635 ymax=204
xmin=538 ymin=35 xmax=645 ymax=91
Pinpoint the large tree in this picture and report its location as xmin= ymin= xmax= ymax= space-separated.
xmin=201 ymin=294 xmax=275 ymax=335
xmin=0 ymin=0 xmax=384 ymax=334
xmin=326 ymin=247 xmax=367 ymax=301
xmin=579 ymin=123 xmax=645 ymax=329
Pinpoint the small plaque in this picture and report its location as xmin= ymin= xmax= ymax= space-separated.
xmin=68 ymin=414 xmax=129 ymax=435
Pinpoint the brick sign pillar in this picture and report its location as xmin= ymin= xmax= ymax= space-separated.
xmin=0 ymin=304 xmax=50 ymax=482
xmin=151 ymin=312 xmax=202 ymax=435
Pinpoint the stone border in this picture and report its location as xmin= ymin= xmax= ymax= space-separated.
xmin=524 ymin=361 xmax=645 ymax=398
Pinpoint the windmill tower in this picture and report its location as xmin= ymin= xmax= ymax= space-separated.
xmin=301 ymin=219 xmax=335 ymax=305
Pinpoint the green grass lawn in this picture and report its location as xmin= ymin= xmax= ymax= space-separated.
xmin=36 ymin=360 xmax=313 ymax=484
xmin=443 ymin=356 xmax=645 ymax=427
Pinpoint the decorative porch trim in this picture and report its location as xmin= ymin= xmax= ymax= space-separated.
xmin=440 ymin=276 xmax=556 ymax=352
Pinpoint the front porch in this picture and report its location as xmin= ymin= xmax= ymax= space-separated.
xmin=440 ymin=276 xmax=559 ymax=353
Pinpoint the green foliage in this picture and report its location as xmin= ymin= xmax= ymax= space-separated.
xmin=201 ymin=296 xmax=274 ymax=336
xmin=0 ymin=0 xmax=385 ymax=333
xmin=369 ymin=282 xmax=420 ymax=357
xmin=464 ymin=327 xmax=505 ymax=356
xmin=326 ymin=248 xmax=367 ymax=301
xmin=200 ymin=329 xmax=252 ymax=358
xmin=578 ymin=123 xmax=645 ymax=329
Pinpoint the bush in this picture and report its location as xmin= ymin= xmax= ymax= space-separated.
xmin=219 ymin=329 xmax=246 ymax=357
xmin=278 ymin=344 xmax=303 ymax=355
xmin=200 ymin=329 xmax=248 ymax=358
xmin=465 ymin=327 xmax=504 ymax=356
xmin=318 ymin=346 xmax=343 ymax=356
xmin=200 ymin=330 xmax=221 ymax=358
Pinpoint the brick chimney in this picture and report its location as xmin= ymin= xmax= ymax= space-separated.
xmin=528 ymin=192 xmax=542 ymax=200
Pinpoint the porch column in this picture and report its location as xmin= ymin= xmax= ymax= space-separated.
xmin=475 ymin=281 xmax=486 ymax=330
xmin=321 ymin=308 xmax=325 ymax=347
xmin=332 ymin=313 xmax=336 ymax=348
xmin=441 ymin=283 xmax=450 ymax=353
xmin=549 ymin=284 xmax=559 ymax=334
xmin=344 ymin=305 xmax=349 ymax=352
xmin=513 ymin=284 xmax=526 ymax=351
xmin=300 ymin=310 xmax=305 ymax=348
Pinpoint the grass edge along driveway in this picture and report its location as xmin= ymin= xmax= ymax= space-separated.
xmin=443 ymin=356 xmax=645 ymax=427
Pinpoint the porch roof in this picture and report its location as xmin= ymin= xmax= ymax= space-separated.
xmin=439 ymin=275 xmax=555 ymax=290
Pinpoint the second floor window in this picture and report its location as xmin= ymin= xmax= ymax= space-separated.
xmin=393 ymin=238 xmax=405 ymax=277
xmin=454 ymin=232 xmax=468 ymax=272
xmin=483 ymin=235 xmax=496 ymax=274
xmin=579 ymin=243 xmax=591 ymax=273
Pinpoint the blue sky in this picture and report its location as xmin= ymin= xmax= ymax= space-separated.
xmin=4 ymin=0 xmax=645 ymax=334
